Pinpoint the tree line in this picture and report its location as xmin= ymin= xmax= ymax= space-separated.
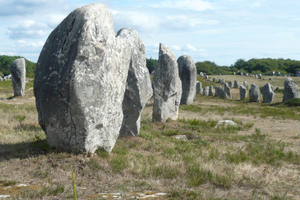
xmin=0 ymin=55 xmax=36 ymax=78
xmin=146 ymin=58 xmax=300 ymax=76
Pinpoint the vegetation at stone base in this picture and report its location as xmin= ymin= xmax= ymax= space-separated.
xmin=146 ymin=57 xmax=300 ymax=76
xmin=0 ymin=55 xmax=36 ymax=78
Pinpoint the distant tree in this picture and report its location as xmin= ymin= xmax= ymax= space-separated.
xmin=146 ymin=57 xmax=157 ymax=74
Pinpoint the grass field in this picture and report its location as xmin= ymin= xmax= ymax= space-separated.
xmin=0 ymin=76 xmax=299 ymax=199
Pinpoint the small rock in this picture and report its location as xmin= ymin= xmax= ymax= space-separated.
xmin=216 ymin=120 xmax=237 ymax=126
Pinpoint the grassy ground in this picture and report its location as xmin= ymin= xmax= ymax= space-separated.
xmin=0 ymin=76 xmax=299 ymax=199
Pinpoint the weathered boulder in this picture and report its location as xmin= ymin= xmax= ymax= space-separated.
xmin=228 ymin=81 xmax=233 ymax=88
xmin=203 ymin=86 xmax=209 ymax=96
xmin=258 ymin=74 xmax=262 ymax=79
xmin=243 ymin=81 xmax=249 ymax=89
xmin=199 ymin=72 xmax=204 ymax=77
xmin=233 ymin=80 xmax=239 ymax=88
xmin=213 ymin=77 xmax=216 ymax=82
xmin=260 ymin=83 xmax=274 ymax=103
xmin=240 ymin=85 xmax=247 ymax=100
xmin=249 ymin=84 xmax=260 ymax=102
xmin=152 ymin=43 xmax=182 ymax=122
xmin=219 ymin=78 xmax=225 ymax=84
xmin=117 ymin=28 xmax=153 ymax=137
xmin=215 ymin=86 xmax=221 ymax=97
xmin=10 ymin=58 xmax=26 ymax=97
xmin=34 ymin=4 xmax=132 ymax=153
xmin=178 ymin=55 xmax=197 ymax=105
xmin=224 ymin=83 xmax=232 ymax=99
xmin=209 ymin=85 xmax=214 ymax=96
xmin=196 ymin=81 xmax=202 ymax=94
xmin=283 ymin=78 xmax=300 ymax=102
xmin=216 ymin=120 xmax=237 ymax=126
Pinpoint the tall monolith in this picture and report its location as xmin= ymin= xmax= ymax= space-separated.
xmin=249 ymin=83 xmax=260 ymax=102
xmin=10 ymin=58 xmax=26 ymax=97
xmin=152 ymin=43 xmax=182 ymax=122
xmin=283 ymin=78 xmax=299 ymax=102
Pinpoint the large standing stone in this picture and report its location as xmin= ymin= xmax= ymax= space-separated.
xmin=117 ymin=28 xmax=153 ymax=137
xmin=260 ymin=83 xmax=274 ymax=103
xmin=178 ymin=55 xmax=197 ymax=105
xmin=249 ymin=84 xmax=260 ymax=102
xmin=196 ymin=81 xmax=202 ymax=94
xmin=240 ymin=85 xmax=247 ymax=100
xmin=10 ymin=58 xmax=26 ymax=97
xmin=224 ymin=83 xmax=232 ymax=99
xmin=233 ymin=80 xmax=239 ymax=88
xmin=209 ymin=85 xmax=214 ymax=96
xmin=203 ymin=86 xmax=209 ymax=96
xmin=152 ymin=44 xmax=182 ymax=122
xmin=283 ymin=78 xmax=300 ymax=102
xmin=215 ymin=86 xmax=221 ymax=97
xmin=34 ymin=4 xmax=132 ymax=153
xmin=228 ymin=81 xmax=233 ymax=88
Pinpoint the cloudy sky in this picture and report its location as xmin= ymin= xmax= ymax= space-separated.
xmin=0 ymin=0 xmax=299 ymax=66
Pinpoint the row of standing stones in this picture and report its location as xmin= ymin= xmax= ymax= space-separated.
xmin=196 ymin=78 xmax=299 ymax=103
xmin=8 ymin=3 xmax=299 ymax=154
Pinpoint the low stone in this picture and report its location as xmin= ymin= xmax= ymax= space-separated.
xmin=199 ymin=72 xmax=204 ymax=76
xmin=172 ymin=135 xmax=188 ymax=141
xmin=249 ymin=83 xmax=260 ymax=102
xmin=228 ymin=81 xmax=233 ymax=87
xmin=196 ymin=81 xmax=202 ymax=94
xmin=243 ymin=81 xmax=249 ymax=89
xmin=213 ymin=77 xmax=216 ymax=82
xmin=10 ymin=58 xmax=26 ymax=97
xmin=240 ymin=85 xmax=247 ymax=100
xmin=203 ymin=86 xmax=209 ymax=96
xmin=260 ymin=83 xmax=274 ymax=103
xmin=283 ymin=78 xmax=300 ymax=102
xmin=216 ymin=120 xmax=237 ymax=126
xmin=233 ymin=80 xmax=239 ymax=88
xmin=153 ymin=43 xmax=182 ymax=122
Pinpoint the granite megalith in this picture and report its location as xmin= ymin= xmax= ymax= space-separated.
xmin=196 ymin=81 xmax=202 ymax=94
xmin=249 ymin=83 xmax=260 ymax=102
xmin=224 ymin=83 xmax=232 ymax=99
xmin=209 ymin=85 xmax=214 ymax=96
xmin=10 ymin=58 xmax=26 ymax=97
xmin=233 ymin=80 xmax=239 ymax=88
xmin=228 ymin=81 xmax=233 ymax=88
xmin=178 ymin=55 xmax=197 ymax=105
xmin=240 ymin=85 xmax=247 ymax=100
xmin=117 ymin=28 xmax=153 ymax=137
xmin=283 ymin=78 xmax=300 ymax=102
xmin=260 ymin=83 xmax=274 ymax=103
xmin=152 ymin=43 xmax=182 ymax=122
xmin=34 ymin=4 xmax=133 ymax=153
xmin=203 ymin=86 xmax=209 ymax=96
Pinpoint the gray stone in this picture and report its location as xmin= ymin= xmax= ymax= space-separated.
xmin=10 ymin=58 xmax=26 ymax=97
xmin=233 ymin=80 xmax=239 ymax=88
xmin=205 ymin=75 xmax=209 ymax=79
xmin=215 ymin=86 xmax=221 ymax=97
xmin=240 ymin=85 xmax=247 ymax=100
xmin=203 ymin=86 xmax=209 ymax=96
xmin=240 ymin=71 xmax=244 ymax=76
xmin=228 ymin=81 xmax=233 ymax=88
xmin=233 ymin=72 xmax=236 ymax=75
xmin=196 ymin=81 xmax=202 ymax=94
xmin=153 ymin=43 xmax=182 ymax=122
xmin=255 ymin=74 xmax=258 ymax=79
xmin=199 ymin=72 xmax=204 ymax=77
xmin=246 ymin=73 xmax=248 ymax=76
xmin=209 ymin=85 xmax=214 ymax=96
xmin=224 ymin=83 xmax=232 ymax=99
xmin=260 ymin=83 xmax=274 ymax=103
xmin=243 ymin=81 xmax=249 ymax=89
xmin=178 ymin=55 xmax=197 ymax=105
xmin=117 ymin=28 xmax=153 ymax=137
xmin=213 ymin=77 xmax=216 ymax=82
xmin=219 ymin=78 xmax=225 ymax=84
xmin=249 ymin=84 xmax=260 ymax=102
xmin=34 ymin=4 xmax=132 ymax=153
xmin=216 ymin=120 xmax=237 ymax=126
xmin=172 ymin=135 xmax=188 ymax=141
xmin=269 ymin=78 xmax=273 ymax=81
xmin=283 ymin=78 xmax=300 ymax=102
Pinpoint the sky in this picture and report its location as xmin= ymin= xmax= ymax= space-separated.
xmin=0 ymin=0 xmax=299 ymax=66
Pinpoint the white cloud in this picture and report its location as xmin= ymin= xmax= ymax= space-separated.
xmin=199 ymin=49 xmax=208 ymax=57
xmin=16 ymin=40 xmax=44 ymax=47
xmin=170 ymin=45 xmax=181 ymax=51
xmin=183 ymin=44 xmax=197 ymax=51
xmin=152 ymin=0 xmax=213 ymax=11
xmin=6 ymin=20 xmax=49 ymax=39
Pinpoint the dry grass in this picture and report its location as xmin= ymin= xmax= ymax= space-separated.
xmin=0 ymin=77 xmax=299 ymax=199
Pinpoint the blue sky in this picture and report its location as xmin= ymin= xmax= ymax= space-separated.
xmin=0 ymin=0 xmax=299 ymax=66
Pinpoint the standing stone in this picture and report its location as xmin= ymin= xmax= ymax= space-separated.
xmin=153 ymin=44 xmax=182 ymax=122
xmin=243 ymin=81 xmax=249 ymax=89
xmin=199 ymin=72 xmax=204 ymax=77
xmin=215 ymin=86 xmax=221 ymax=97
xmin=196 ymin=81 xmax=202 ymax=94
xmin=240 ymin=71 xmax=244 ymax=76
xmin=224 ymin=83 xmax=232 ymax=99
xmin=209 ymin=85 xmax=214 ymax=96
xmin=34 ymin=4 xmax=132 ymax=153
xmin=233 ymin=72 xmax=236 ymax=75
xmin=219 ymin=78 xmax=225 ymax=84
xmin=117 ymin=28 xmax=153 ymax=137
xmin=213 ymin=77 xmax=216 ymax=82
xmin=258 ymin=74 xmax=262 ymax=79
xmin=178 ymin=55 xmax=197 ymax=105
xmin=255 ymin=74 xmax=258 ymax=79
xmin=283 ymin=78 xmax=300 ymax=102
xmin=228 ymin=81 xmax=233 ymax=88
xmin=233 ymin=80 xmax=239 ymax=88
xmin=10 ymin=58 xmax=26 ymax=97
xmin=203 ymin=86 xmax=209 ymax=96
xmin=240 ymin=85 xmax=247 ymax=100
xmin=260 ymin=83 xmax=274 ymax=103
xmin=205 ymin=75 xmax=209 ymax=79
xmin=246 ymin=73 xmax=248 ymax=76
xmin=249 ymin=84 xmax=260 ymax=102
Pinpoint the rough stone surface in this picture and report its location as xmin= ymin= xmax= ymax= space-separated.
xmin=199 ymin=72 xmax=204 ymax=76
xmin=215 ymin=86 xmax=221 ymax=97
xmin=203 ymin=86 xmax=209 ymax=96
xmin=228 ymin=81 xmax=233 ymax=88
xmin=243 ymin=81 xmax=249 ymax=89
xmin=233 ymin=80 xmax=239 ymax=88
xmin=152 ymin=43 xmax=182 ymax=122
xmin=249 ymin=83 xmax=260 ymax=102
xmin=117 ymin=28 xmax=153 ymax=137
xmin=34 ymin=4 xmax=132 ymax=153
xmin=258 ymin=74 xmax=262 ymax=79
xmin=240 ymin=85 xmax=247 ymax=100
xmin=10 ymin=58 xmax=26 ymax=97
xmin=177 ymin=55 xmax=197 ymax=105
xmin=219 ymin=78 xmax=225 ymax=84
xmin=209 ymin=85 xmax=214 ymax=96
xmin=260 ymin=83 xmax=274 ymax=103
xmin=224 ymin=83 xmax=232 ymax=99
xmin=196 ymin=81 xmax=202 ymax=94
xmin=283 ymin=78 xmax=300 ymax=102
